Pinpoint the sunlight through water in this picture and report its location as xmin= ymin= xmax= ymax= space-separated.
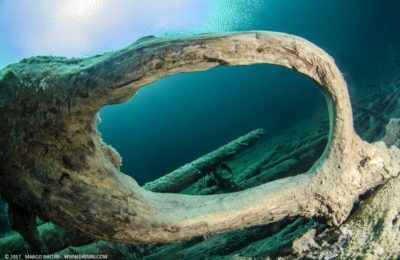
xmin=0 ymin=0 xmax=263 ymax=68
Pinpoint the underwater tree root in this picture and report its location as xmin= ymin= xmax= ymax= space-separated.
xmin=0 ymin=128 xmax=265 ymax=254
xmin=0 ymin=31 xmax=399 ymax=245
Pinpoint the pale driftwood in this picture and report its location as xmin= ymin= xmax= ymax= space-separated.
xmin=143 ymin=128 xmax=265 ymax=192
xmin=0 ymin=31 xmax=399 ymax=244
xmin=38 ymin=116 xmax=400 ymax=257
xmin=0 ymin=128 xmax=265 ymax=253
xmin=30 ymin=113 xmax=400 ymax=257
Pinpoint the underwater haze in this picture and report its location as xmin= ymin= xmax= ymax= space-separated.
xmin=0 ymin=0 xmax=399 ymax=184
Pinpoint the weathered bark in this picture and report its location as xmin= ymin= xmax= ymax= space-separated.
xmin=8 ymin=113 xmax=393 ymax=258
xmin=0 ymin=31 xmax=399 ymax=244
xmin=0 ymin=128 xmax=318 ymax=256
xmin=24 ymin=113 xmax=400 ymax=257
xmin=0 ymin=128 xmax=265 ymax=254
xmin=4 ymin=57 xmax=395 ymax=258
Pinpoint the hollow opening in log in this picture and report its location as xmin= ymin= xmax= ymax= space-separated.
xmin=98 ymin=64 xmax=329 ymax=191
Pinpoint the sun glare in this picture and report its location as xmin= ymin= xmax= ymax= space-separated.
xmin=67 ymin=0 xmax=104 ymax=19
xmin=0 ymin=0 xmax=262 ymax=68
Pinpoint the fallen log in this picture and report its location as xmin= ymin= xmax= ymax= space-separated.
xmin=143 ymin=128 xmax=265 ymax=193
xmin=49 ymin=82 xmax=400 ymax=258
xmin=233 ymin=218 xmax=318 ymax=258
xmin=259 ymin=134 xmax=327 ymax=173
xmin=352 ymin=103 xmax=389 ymax=123
xmin=47 ymin=113 xmax=386 ymax=257
xmin=1 ymin=31 xmax=399 ymax=250
xmin=237 ymin=159 xmax=301 ymax=190
xmin=382 ymin=87 xmax=400 ymax=114
xmin=0 ymin=128 xmax=265 ymax=254
xmin=145 ymin=218 xmax=295 ymax=259
xmin=235 ymin=147 xmax=277 ymax=182
xmin=236 ymin=132 xmax=327 ymax=183
xmin=53 ymin=130 xmax=327 ymax=256
xmin=190 ymin=136 xmax=325 ymax=195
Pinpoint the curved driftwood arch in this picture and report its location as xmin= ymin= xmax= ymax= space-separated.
xmin=0 ymin=31 xmax=399 ymax=244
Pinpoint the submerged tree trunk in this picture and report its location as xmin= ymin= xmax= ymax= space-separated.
xmin=0 ymin=31 xmax=399 ymax=258
xmin=144 ymin=128 xmax=265 ymax=193
xmin=0 ymin=128 xmax=267 ymax=255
